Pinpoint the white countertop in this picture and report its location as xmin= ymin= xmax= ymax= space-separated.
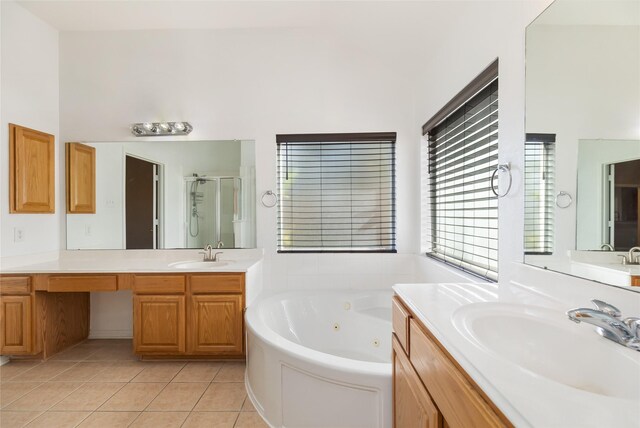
xmin=0 ymin=249 xmax=263 ymax=274
xmin=393 ymin=282 xmax=640 ymax=428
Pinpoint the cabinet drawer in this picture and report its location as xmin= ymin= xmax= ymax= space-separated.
xmin=632 ymin=276 xmax=640 ymax=287
xmin=190 ymin=274 xmax=244 ymax=294
xmin=134 ymin=275 xmax=185 ymax=294
xmin=409 ymin=320 xmax=507 ymax=428
xmin=48 ymin=275 xmax=117 ymax=292
xmin=0 ymin=276 xmax=31 ymax=295
xmin=392 ymin=296 xmax=410 ymax=354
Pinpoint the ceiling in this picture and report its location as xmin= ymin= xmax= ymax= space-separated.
xmin=17 ymin=0 xmax=451 ymax=32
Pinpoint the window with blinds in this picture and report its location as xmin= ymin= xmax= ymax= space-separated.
xmin=524 ymin=134 xmax=555 ymax=254
xmin=422 ymin=60 xmax=499 ymax=281
xmin=277 ymin=133 xmax=396 ymax=253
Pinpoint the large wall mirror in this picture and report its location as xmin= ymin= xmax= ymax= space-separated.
xmin=524 ymin=0 xmax=640 ymax=290
xmin=66 ymin=140 xmax=256 ymax=250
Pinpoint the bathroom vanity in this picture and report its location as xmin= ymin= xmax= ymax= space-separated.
xmin=392 ymin=279 xmax=640 ymax=428
xmin=392 ymin=294 xmax=509 ymax=428
xmin=0 ymin=252 xmax=261 ymax=360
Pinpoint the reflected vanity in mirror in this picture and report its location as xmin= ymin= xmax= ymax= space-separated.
xmin=66 ymin=140 xmax=256 ymax=250
xmin=524 ymin=0 xmax=640 ymax=290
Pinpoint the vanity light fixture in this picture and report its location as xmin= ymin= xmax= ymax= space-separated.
xmin=131 ymin=121 xmax=193 ymax=137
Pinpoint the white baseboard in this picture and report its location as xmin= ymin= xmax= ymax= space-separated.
xmin=88 ymin=329 xmax=133 ymax=339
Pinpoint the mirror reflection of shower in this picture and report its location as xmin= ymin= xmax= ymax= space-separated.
xmin=185 ymin=174 xmax=242 ymax=249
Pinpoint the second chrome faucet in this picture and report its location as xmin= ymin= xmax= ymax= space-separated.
xmin=567 ymin=299 xmax=640 ymax=351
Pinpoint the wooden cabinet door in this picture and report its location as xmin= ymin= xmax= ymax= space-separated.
xmin=0 ymin=295 xmax=33 ymax=354
xmin=66 ymin=142 xmax=96 ymax=213
xmin=188 ymin=294 xmax=243 ymax=355
xmin=134 ymin=295 xmax=185 ymax=354
xmin=393 ymin=337 xmax=441 ymax=428
xmin=9 ymin=124 xmax=55 ymax=213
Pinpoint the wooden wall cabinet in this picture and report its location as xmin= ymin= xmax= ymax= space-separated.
xmin=66 ymin=142 xmax=96 ymax=213
xmin=392 ymin=295 xmax=510 ymax=428
xmin=9 ymin=124 xmax=55 ymax=213
xmin=132 ymin=273 xmax=245 ymax=357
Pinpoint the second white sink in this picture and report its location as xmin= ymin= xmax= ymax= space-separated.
xmin=168 ymin=260 xmax=232 ymax=269
xmin=452 ymin=302 xmax=640 ymax=399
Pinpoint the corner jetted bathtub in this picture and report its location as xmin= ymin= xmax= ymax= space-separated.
xmin=245 ymin=290 xmax=393 ymax=428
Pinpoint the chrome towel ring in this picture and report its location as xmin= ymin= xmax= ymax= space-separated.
xmin=555 ymin=191 xmax=573 ymax=208
xmin=261 ymin=190 xmax=278 ymax=208
xmin=490 ymin=163 xmax=512 ymax=198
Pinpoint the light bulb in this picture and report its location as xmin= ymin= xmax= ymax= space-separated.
xmin=142 ymin=122 xmax=154 ymax=131
xmin=158 ymin=122 xmax=170 ymax=131
xmin=173 ymin=122 xmax=186 ymax=131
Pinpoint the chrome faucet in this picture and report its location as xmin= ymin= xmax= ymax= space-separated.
xmin=201 ymin=245 xmax=223 ymax=262
xmin=567 ymin=299 xmax=640 ymax=351
xmin=216 ymin=241 xmax=224 ymax=249
xmin=628 ymin=247 xmax=640 ymax=264
xmin=600 ymin=243 xmax=614 ymax=251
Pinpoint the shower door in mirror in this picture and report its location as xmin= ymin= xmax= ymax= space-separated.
xmin=184 ymin=177 xmax=242 ymax=249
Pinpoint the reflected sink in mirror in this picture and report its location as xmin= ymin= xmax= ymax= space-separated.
xmin=453 ymin=303 xmax=640 ymax=399
xmin=168 ymin=260 xmax=233 ymax=269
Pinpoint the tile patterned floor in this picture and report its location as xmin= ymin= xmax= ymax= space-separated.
xmin=0 ymin=340 xmax=267 ymax=428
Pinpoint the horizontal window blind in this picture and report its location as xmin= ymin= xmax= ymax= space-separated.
xmin=422 ymin=62 xmax=499 ymax=282
xmin=524 ymin=134 xmax=555 ymax=254
xmin=277 ymin=133 xmax=396 ymax=253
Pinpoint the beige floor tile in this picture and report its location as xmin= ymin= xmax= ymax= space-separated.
xmin=0 ymin=410 xmax=42 ymax=427
xmin=182 ymin=412 xmax=238 ymax=428
xmin=241 ymin=397 xmax=256 ymax=412
xmin=88 ymin=362 xmax=144 ymax=383
xmin=193 ymin=382 xmax=246 ymax=411
xmin=213 ymin=362 xmax=245 ymax=382
xmin=0 ymin=382 xmax=42 ymax=408
xmin=172 ymin=362 xmax=222 ymax=382
xmin=130 ymin=363 xmax=185 ymax=383
xmin=234 ymin=412 xmax=268 ymax=428
xmin=49 ymin=363 xmax=110 ymax=382
xmin=11 ymin=362 xmax=77 ymax=382
xmin=49 ymin=346 xmax=98 ymax=362
xmin=77 ymin=411 xmax=140 ymax=428
xmin=146 ymin=382 xmax=207 ymax=411
xmin=86 ymin=347 xmax=136 ymax=361
xmin=4 ymin=382 xmax=84 ymax=411
xmin=25 ymin=411 xmax=90 ymax=428
xmin=129 ymin=411 xmax=188 ymax=428
xmin=98 ymin=382 xmax=166 ymax=411
xmin=51 ymin=382 xmax=126 ymax=411
xmin=0 ymin=362 xmax=42 ymax=381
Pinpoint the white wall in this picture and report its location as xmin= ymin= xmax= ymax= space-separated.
xmin=525 ymin=24 xmax=640 ymax=259
xmin=0 ymin=1 xmax=59 ymax=258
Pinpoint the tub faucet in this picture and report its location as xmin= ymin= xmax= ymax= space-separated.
xmin=628 ymin=247 xmax=640 ymax=264
xmin=567 ymin=299 xmax=640 ymax=351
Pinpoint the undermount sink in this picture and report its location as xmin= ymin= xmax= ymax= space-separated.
xmin=168 ymin=260 xmax=232 ymax=269
xmin=452 ymin=303 xmax=640 ymax=399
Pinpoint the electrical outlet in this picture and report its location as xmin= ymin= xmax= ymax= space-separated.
xmin=13 ymin=228 xmax=25 ymax=242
